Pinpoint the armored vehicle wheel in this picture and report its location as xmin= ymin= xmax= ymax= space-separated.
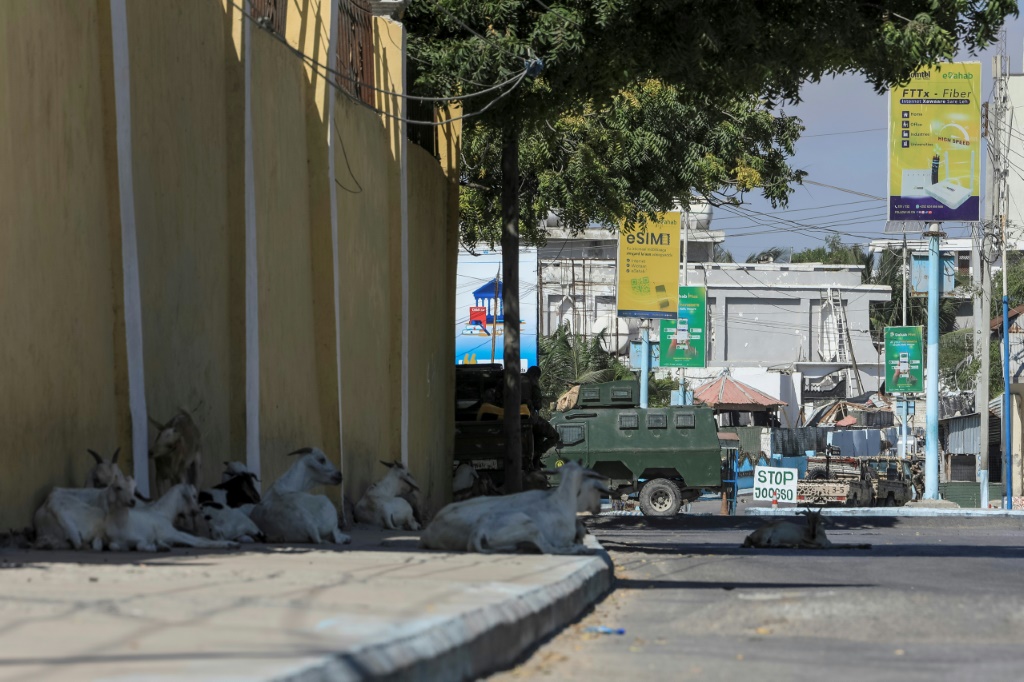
xmin=639 ymin=478 xmax=682 ymax=516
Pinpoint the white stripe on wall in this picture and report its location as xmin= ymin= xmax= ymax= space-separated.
xmin=400 ymin=24 xmax=410 ymax=468
xmin=110 ymin=0 xmax=150 ymax=497
xmin=243 ymin=1 xmax=261 ymax=485
xmin=327 ymin=7 xmax=345 ymax=485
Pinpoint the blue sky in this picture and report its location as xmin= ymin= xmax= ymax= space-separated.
xmin=719 ymin=17 xmax=1024 ymax=261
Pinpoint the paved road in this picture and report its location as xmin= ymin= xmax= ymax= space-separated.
xmin=491 ymin=514 xmax=1024 ymax=681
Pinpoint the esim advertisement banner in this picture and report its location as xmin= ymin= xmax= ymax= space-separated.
xmin=888 ymin=62 xmax=981 ymax=222
xmin=616 ymin=213 xmax=680 ymax=319
xmin=885 ymin=326 xmax=924 ymax=394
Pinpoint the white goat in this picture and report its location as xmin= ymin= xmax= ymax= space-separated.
xmin=85 ymin=448 xmax=123 ymax=488
xmin=201 ymin=503 xmax=265 ymax=543
xmin=742 ymin=509 xmax=832 ymax=549
xmin=34 ymin=477 xmax=138 ymax=550
xmin=105 ymin=483 xmax=238 ymax=552
xmin=250 ymin=447 xmax=350 ymax=544
xmin=421 ymin=462 xmax=609 ymax=554
xmin=452 ymin=462 xmax=478 ymax=498
xmin=354 ymin=460 xmax=422 ymax=531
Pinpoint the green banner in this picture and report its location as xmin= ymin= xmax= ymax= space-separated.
xmin=885 ymin=326 xmax=923 ymax=393
xmin=660 ymin=286 xmax=706 ymax=368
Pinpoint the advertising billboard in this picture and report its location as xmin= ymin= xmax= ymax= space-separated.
xmin=884 ymin=326 xmax=924 ymax=394
xmin=455 ymin=247 xmax=538 ymax=369
xmin=888 ymin=62 xmax=981 ymax=222
xmin=616 ymin=213 xmax=681 ymax=319
xmin=659 ymin=286 xmax=707 ymax=368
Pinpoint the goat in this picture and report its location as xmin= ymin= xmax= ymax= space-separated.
xmin=421 ymin=462 xmax=610 ymax=554
xmin=199 ymin=462 xmax=261 ymax=509
xmin=453 ymin=462 xmax=478 ymax=499
xmin=85 ymin=448 xmax=122 ymax=488
xmin=354 ymin=460 xmax=421 ymax=531
xmin=105 ymin=483 xmax=238 ymax=552
xmin=250 ymin=447 xmax=350 ymax=544
xmin=201 ymin=502 xmax=265 ymax=543
xmin=741 ymin=509 xmax=871 ymax=549
xmin=149 ymin=409 xmax=201 ymax=496
xmin=34 ymin=477 xmax=138 ymax=550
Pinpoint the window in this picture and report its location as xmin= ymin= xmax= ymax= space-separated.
xmin=675 ymin=412 xmax=695 ymax=429
xmin=336 ymin=0 xmax=375 ymax=107
xmin=580 ymin=387 xmax=601 ymax=403
xmin=619 ymin=412 xmax=639 ymax=430
xmin=556 ymin=424 xmax=585 ymax=447
xmin=647 ymin=412 xmax=667 ymax=429
xmin=611 ymin=387 xmax=634 ymax=402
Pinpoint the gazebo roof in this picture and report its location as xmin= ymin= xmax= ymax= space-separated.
xmin=693 ymin=373 xmax=787 ymax=410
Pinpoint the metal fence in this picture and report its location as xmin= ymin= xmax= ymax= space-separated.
xmin=250 ymin=0 xmax=286 ymax=34
xmin=337 ymin=0 xmax=375 ymax=106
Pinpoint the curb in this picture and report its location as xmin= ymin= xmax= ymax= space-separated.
xmin=281 ymin=537 xmax=615 ymax=682
xmin=747 ymin=506 xmax=1024 ymax=518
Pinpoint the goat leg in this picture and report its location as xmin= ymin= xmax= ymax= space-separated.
xmin=331 ymin=529 xmax=351 ymax=545
xmin=161 ymin=528 xmax=239 ymax=550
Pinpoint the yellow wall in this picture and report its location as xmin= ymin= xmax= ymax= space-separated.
xmin=126 ymin=0 xmax=244 ymax=488
xmin=406 ymin=145 xmax=455 ymax=512
xmin=0 ymin=1 xmax=124 ymax=529
xmin=333 ymin=93 xmax=399 ymax=502
xmin=0 ymin=1 xmax=458 ymax=528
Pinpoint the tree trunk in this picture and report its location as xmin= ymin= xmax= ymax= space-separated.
xmin=501 ymin=126 xmax=522 ymax=493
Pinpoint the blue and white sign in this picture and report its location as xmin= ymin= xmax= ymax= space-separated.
xmin=455 ymin=247 xmax=538 ymax=369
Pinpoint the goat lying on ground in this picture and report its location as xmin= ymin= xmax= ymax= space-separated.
xmin=85 ymin=448 xmax=122 ymax=488
xmin=149 ymin=409 xmax=201 ymax=496
xmin=742 ymin=509 xmax=871 ymax=549
xmin=197 ymin=462 xmax=264 ymax=542
xmin=354 ymin=460 xmax=422 ymax=531
xmin=34 ymin=477 xmax=138 ymax=550
xmin=421 ymin=461 xmax=610 ymax=554
xmin=105 ymin=483 xmax=238 ymax=552
xmin=250 ymin=447 xmax=350 ymax=544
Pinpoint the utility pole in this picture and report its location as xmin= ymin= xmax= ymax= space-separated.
xmin=490 ymin=265 xmax=500 ymax=363
xmin=924 ymin=224 xmax=943 ymax=499
xmin=1002 ymin=212 xmax=1012 ymax=508
xmin=501 ymin=127 xmax=522 ymax=493
xmin=900 ymin=236 xmax=909 ymax=461
xmin=974 ymin=223 xmax=991 ymax=508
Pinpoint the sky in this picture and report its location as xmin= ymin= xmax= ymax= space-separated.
xmin=718 ymin=16 xmax=1024 ymax=262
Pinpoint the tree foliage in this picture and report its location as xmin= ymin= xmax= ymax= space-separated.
xmin=538 ymin=325 xmax=675 ymax=413
xmin=407 ymin=1 xmax=1016 ymax=244
xmin=791 ymin=235 xmax=873 ymax=282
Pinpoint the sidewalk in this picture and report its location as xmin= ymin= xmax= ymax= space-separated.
xmin=0 ymin=528 xmax=613 ymax=682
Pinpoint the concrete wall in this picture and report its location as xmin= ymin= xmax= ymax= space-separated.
xmin=0 ymin=1 xmax=127 ymax=530
xmin=0 ymin=1 xmax=458 ymax=528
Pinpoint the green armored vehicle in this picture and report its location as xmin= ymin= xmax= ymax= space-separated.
xmin=542 ymin=380 xmax=723 ymax=516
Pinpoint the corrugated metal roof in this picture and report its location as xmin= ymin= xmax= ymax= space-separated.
xmin=693 ymin=374 xmax=788 ymax=408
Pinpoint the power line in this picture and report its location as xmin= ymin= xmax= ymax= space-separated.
xmin=802 ymin=127 xmax=886 ymax=138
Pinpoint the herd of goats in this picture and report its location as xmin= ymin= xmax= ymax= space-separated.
xmin=28 ymin=409 xmax=864 ymax=555
xmin=29 ymin=409 xmax=614 ymax=555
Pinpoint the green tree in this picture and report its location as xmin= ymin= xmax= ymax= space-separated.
xmin=406 ymin=0 xmax=1017 ymax=488
xmin=538 ymin=325 xmax=675 ymax=413
xmin=791 ymin=235 xmax=873 ymax=281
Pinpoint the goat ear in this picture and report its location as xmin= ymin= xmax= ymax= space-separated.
xmin=111 ymin=447 xmax=120 ymax=464
xmin=87 ymin=449 xmax=102 ymax=464
xmin=134 ymin=491 xmax=151 ymax=503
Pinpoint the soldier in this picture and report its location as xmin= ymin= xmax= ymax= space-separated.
xmin=910 ymin=459 xmax=925 ymax=500
xmin=521 ymin=366 xmax=560 ymax=466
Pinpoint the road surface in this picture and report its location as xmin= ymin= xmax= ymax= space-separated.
xmin=491 ymin=514 xmax=1024 ymax=681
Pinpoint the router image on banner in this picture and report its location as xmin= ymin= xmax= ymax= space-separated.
xmin=924 ymin=181 xmax=971 ymax=209
xmin=900 ymin=169 xmax=931 ymax=198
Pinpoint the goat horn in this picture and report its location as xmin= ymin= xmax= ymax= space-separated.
xmin=87 ymin=449 xmax=102 ymax=464
xmin=379 ymin=460 xmax=395 ymax=468
xmin=111 ymin=447 xmax=120 ymax=464
xmin=133 ymin=491 xmax=151 ymax=503
xmin=287 ymin=447 xmax=313 ymax=456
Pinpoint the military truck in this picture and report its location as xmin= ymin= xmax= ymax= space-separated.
xmin=862 ymin=456 xmax=914 ymax=506
xmin=453 ymin=364 xmax=535 ymax=487
xmin=796 ymin=450 xmax=874 ymax=507
xmin=541 ymin=380 xmax=724 ymax=516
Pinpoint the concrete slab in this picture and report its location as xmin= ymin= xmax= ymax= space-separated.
xmin=0 ymin=528 xmax=613 ymax=682
xmin=747 ymin=506 xmax=1024 ymax=518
